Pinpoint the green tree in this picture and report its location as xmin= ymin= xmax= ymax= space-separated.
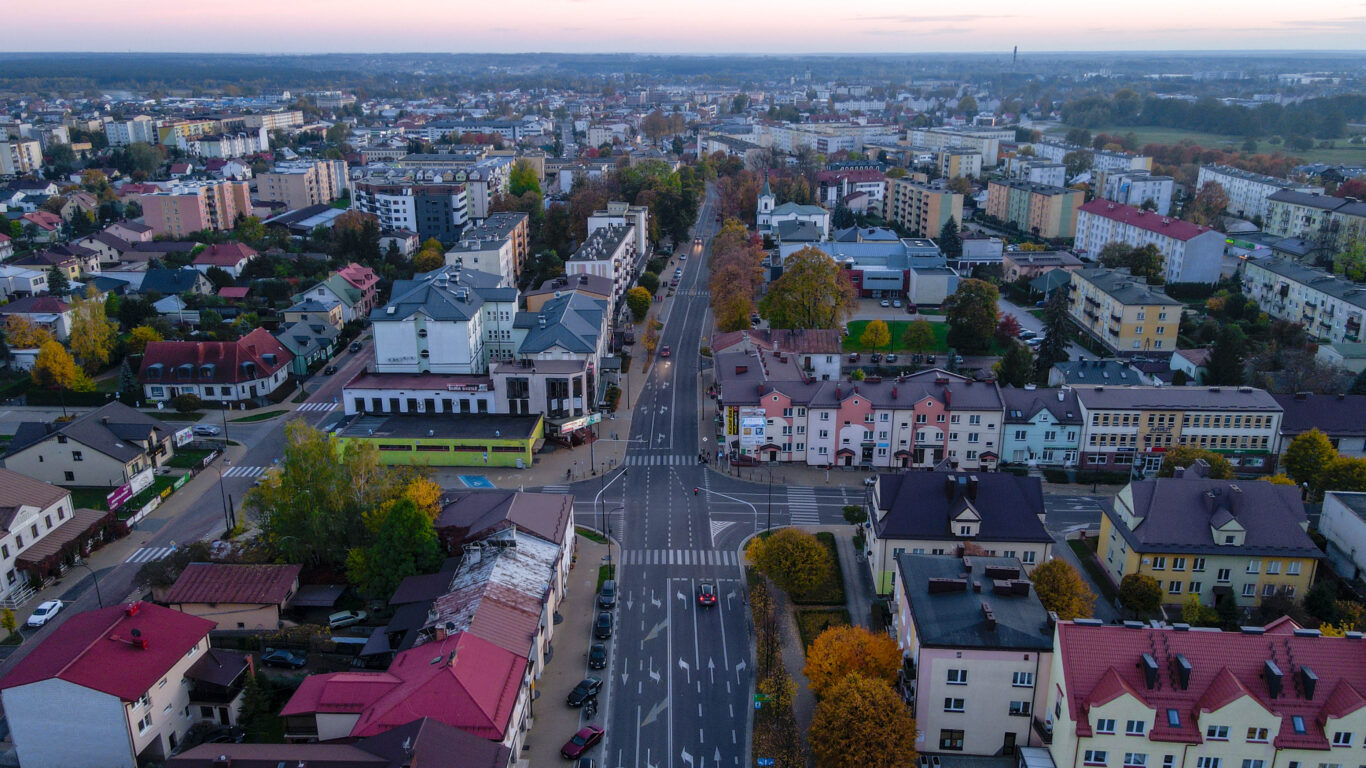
xmin=46 ymin=266 xmax=69 ymax=296
xmin=124 ymin=142 xmax=163 ymax=176
xmin=1188 ymin=180 xmax=1230 ymax=227
xmin=810 ymin=673 xmax=919 ymax=768
xmin=993 ymin=342 xmax=1036 ymax=387
xmin=1062 ymin=150 xmax=1093 ymax=180
xmin=508 ymin=159 xmax=542 ymax=198
xmin=1118 ymin=573 xmax=1163 ymax=615
xmin=1035 ymin=289 xmax=1072 ymax=374
xmin=1181 ymin=594 xmax=1219 ymax=626
xmin=1209 ymin=325 xmax=1247 ymax=385
xmin=1029 ymin=559 xmax=1095 ymax=620
xmin=859 ymin=319 xmax=891 ymax=351
xmin=956 ymin=94 xmax=978 ymax=116
xmin=626 ymin=286 xmax=652 ymax=321
xmin=345 ymin=498 xmax=443 ymax=598
xmin=1334 ymin=240 xmax=1366 ymax=282
xmin=1321 ymin=456 xmax=1366 ymax=495
xmin=1156 ymin=446 xmax=1234 ymax=479
xmin=638 ymin=272 xmax=659 ymax=294
xmin=902 ymin=320 xmax=935 ymax=353
xmin=237 ymin=671 xmax=276 ymax=742
xmin=1283 ymin=429 xmax=1336 ymax=491
xmin=746 ymin=528 xmax=832 ymax=597
xmin=938 ymin=218 xmax=962 ymax=259
xmin=758 ymin=246 xmax=856 ymax=330
xmin=943 ymin=278 xmax=999 ymax=354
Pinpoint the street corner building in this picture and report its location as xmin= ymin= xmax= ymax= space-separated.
xmin=337 ymin=412 xmax=544 ymax=468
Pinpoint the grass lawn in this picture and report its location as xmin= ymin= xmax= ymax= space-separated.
xmin=795 ymin=607 xmax=852 ymax=653
xmin=143 ymin=411 xmax=204 ymax=421
xmin=65 ymin=486 xmax=112 ymax=511
xmin=1068 ymin=537 xmax=1118 ymax=604
xmin=790 ymin=532 xmax=847 ymax=606
xmin=230 ymin=410 xmax=288 ymax=423
xmin=165 ymin=448 xmax=213 ymax=469
xmin=121 ymin=476 xmax=177 ymax=515
xmin=1051 ymin=124 xmax=1366 ymax=166
xmin=576 ymin=527 xmax=607 ymax=544
xmin=597 ymin=564 xmax=615 ymax=592
xmin=843 ymin=319 xmax=1009 ymax=356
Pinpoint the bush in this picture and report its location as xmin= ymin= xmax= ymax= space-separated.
xmin=1043 ymin=468 xmax=1070 ymax=484
xmin=171 ymin=393 xmax=203 ymax=412
xmin=638 ymin=272 xmax=660 ymax=294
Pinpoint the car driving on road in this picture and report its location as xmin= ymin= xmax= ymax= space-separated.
xmin=26 ymin=600 xmax=62 ymax=627
xmin=659 ymin=345 xmax=671 ymax=358
xmin=191 ymin=425 xmax=221 ymax=437
xmin=697 ymin=582 xmax=716 ymax=607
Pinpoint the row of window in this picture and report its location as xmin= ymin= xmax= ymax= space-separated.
xmin=898 ymin=547 xmax=1037 ymax=563
xmin=1147 ymin=556 xmax=1300 ymax=576
xmin=946 ymin=669 xmax=1034 ymax=686
xmin=942 ymin=697 xmax=1032 ymax=716
xmin=1090 ymin=413 xmax=1274 ymax=429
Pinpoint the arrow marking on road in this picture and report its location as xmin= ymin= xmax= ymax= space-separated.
xmin=640 ymin=698 xmax=668 ymax=727
xmin=649 ymin=659 xmax=660 ymax=683
xmin=716 ymin=747 xmax=723 ymax=764
xmin=681 ymin=749 xmax=694 ymax=767
xmin=643 ymin=618 xmax=668 ymax=643
xmin=650 ymin=591 xmax=661 ymax=608
xmin=679 ymin=657 xmax=691 ymax=682
xmin=676 ymin=589 xmax=687 ymax=604
xmin=735 ymin=659 xmax=747 ymax=678
xmin=708 ymin=657 xmax=715 ymax=683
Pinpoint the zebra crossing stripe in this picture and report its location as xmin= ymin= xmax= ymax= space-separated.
xmin=126 ymin=546 xmax=175 ymax=564
xmin=297 ymin=402 xmax=337 ymax=412
xmin=222 ymin=465 xmax=265 ymax=478
xmin=621 ymin=549 xmax=738 ymax=566
xmin=541 ymin=485 xmax=570 ymax=494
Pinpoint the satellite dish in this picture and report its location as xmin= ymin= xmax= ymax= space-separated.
xmin=131 ymin=628 xmax=142 ymax=638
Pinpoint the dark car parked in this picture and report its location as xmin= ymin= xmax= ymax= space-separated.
xmin=567 ymin=677 xmax=603 ymax=707
xmin=261 ymin=648 xmax=307 ymax=669
xmin=593 ymin=611 xmax=613 ymax=639
xmin=588 ymin=644 xmax=607 ymax=670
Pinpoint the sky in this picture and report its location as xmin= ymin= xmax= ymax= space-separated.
xmin=4 ymin=0 xmax=1366 ymax=54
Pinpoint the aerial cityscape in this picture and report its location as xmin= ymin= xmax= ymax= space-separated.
xmin=1 ymin=17 xmax=1366 ymax=768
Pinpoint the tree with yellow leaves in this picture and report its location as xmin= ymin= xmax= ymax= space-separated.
xmin=32 ymin=341 xmax=94 ymax=391
xmin=858 ymin=319 xmax=891 ymax=352
xmin=1029 ymin=558 xmax=1096 ymax=620
xmin=803 ymin=625 xmax=901 ymax=698
xmin=68 ymin=289 xmax=118 ymax=373
xmin=396 ymin=475 xmax=444 ymax=520
xmin=127 ymin=325 xmax=164 ymax=356
xmin=809 ymin=673 xmax=918 ymax=768
xmin=2 ymin=315 xmax=54 ymax=349
xmin=746 ymin=528 xmax=832 ymax=597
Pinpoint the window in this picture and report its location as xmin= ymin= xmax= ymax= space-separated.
xmin=1288 ymin=561 xmax=1302 ymax=576
xmin=1207 ymin=725 xmax=1229 ymax=740
xmin=1126 ymin=720 xmax=1147 ymax=736
xmin=1242 ymin=584 xmax=1256 ymax=597
xmin=951 ymin=415 xmax=961 ymax=424
xmin=63 ymin=471 xmax=74 ymax=482
xmin=1169 ymin=581 xmax=1183 ymax=595
xmin=1246 ymin=559 xmax=1260 ymax=574
xmin=969 ymin=415 xmax=981 ymax=425
xmin=1010 ymin=700 xmax=1032 ymax=716
xmin=968 ymin=432 xmax=980 ymax=443
xmin=1172 ymin=557 xmax=1186 ymax=571
xmin=1266 ymin=561 xmax=1281 ymax=575
xmin=1216 ymin=568 xmax=1231 ymax=583
xmin=1022 ymin=551 xmax=1037 ymax=564
xmin=1166 ymin=709 xmax=1181 ymax=728
xmin=1164 ymin=757 xmax=1175 ymax=768
xmin=916 ymin=414 xmax=927 ymax=424
xmin=1196 ymin=760 xmax=1221 ymax=768
xmin=1151 ymin=556 xmax=1166 ymax=570
xmin=1015 ymin=430 xmax=1028 ymax=440
xmin=944 ymin=697 xmax=965 ymax=712
xmin=1097 ymin=719 xmax=1117 ymax=735
xmin=1085 ymin=751 xmax=1109 ymax=766
xmin=1189 ymin=581 xmax=1202 ymax=594
xmin=1192 ymin=557 xmax=1206 ymax=572
xmin=1125 ymin=754 xmax=1148 ymax=768
xmin=1293 ymin=716 xmax=1307 ymax=734
xmin=939 ymin=730 xmax=965 ymax=751
xmin=947 ymin=669 xmax=967 ymax=685
xmin=1013 ymin=671 xmax=1035 ymax=687
xmin=1333 ymin=732 xmax=1353 ymax=747
xmin=137 ymin=713 xmax=152 ymax=733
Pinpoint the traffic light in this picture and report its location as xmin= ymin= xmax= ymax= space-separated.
xmin=693 ymin=487 xmax=699 ymax=496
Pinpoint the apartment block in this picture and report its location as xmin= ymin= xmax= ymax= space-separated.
xmin=1075 ymin=200 xmax=1224 ymax=284
xmin=985 ymin=180 xmax=1083 ymax=239
xmin=1263 ymin=190 xmax=1366 ymax=252
xmin=1095 ymin=170 xmax=1175 ymax=217
xmin=1241 ymin=257 xmax=1366 ymax=345
xmin=103 ymin=116 xmax=157 ymax=147
xmin=0 ymin=140 xmax=42 ymax=176
xmin=1067 ymin=268 xmax=1182 ymax=355
xmin=1029 ymin=141 xmax=1152 ymax=174
xmin=240 ymin=110 xmax=304 ymax=131
xmin=351 ymin=181 xmax=470 ymax=244
xmin=937 ymin=148 xmax=983 ymax=179
xmin=1195 ymin=164 xmax=1322 ymax=221
xmin=884 ymin=178 xmax=963 ymax=238
xmin=256 ymin=159 xmax=349 ymax=211
xmin=588 ymin=201 xmax=650 ymax=259
xmin=564 ymin=224 xmax=638 ymax=311
xmin=908 ymin=127 xmax=1002 ymax=166
xmin=139 ymin=180 xmax=252 ymax=238
xmin=1073 ymin=385 xmax=1282 ymax=476
xmin=1006 ymin=158 xmax=1067 ymax=188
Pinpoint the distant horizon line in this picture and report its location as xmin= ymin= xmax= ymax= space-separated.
xmin=3 ymin=49 xmax=1366 ymax=57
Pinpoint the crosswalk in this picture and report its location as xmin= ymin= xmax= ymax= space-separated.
xmin=126 ymin=546 xmax=175 ymax=564
xmin=297 ymin=402 xmax=337 ymax=413
xmin=624 ymin=454 xmax=697 ymax=467
xmin=787 ymin=487 xmax=821 ymax=525
xmin=222 ymin=465 xmax=267 ymax=479
xmin=540 ymin=484 xmax=571 ymax=494
xmin=619 ymin=549 xmax=740 ymax=566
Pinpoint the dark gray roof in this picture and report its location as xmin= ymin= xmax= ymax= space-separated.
xmin=1052 ymin=359 xmax=1149 ymax=386
xmin=274 ymin=321 xmax=339 ymax=357
xmin=515 ymin=292 xmax=606 ymax=355
xmin=1001 ymin=386 xmax=1082 ymax=425
xmin=569 ymin=224 xmax=632 ymax=261
xmin=1074 ymin=268 xmax=1182 ymax=306
xmin=720 ymin=368 xmax=1004 ymax=411
xmin=1273 ymin=393 xmax=1366 ymax=438
xmin=1074 ymin=385 xmax=1281 ymax=412
xmin=7 ymin=401 xmax=172 ymax=462
xmin=775 ymin=219 xmax=822 ymax=242
xmin=1266 ymin=189 xmax=1346 ymax=211
xmin=1249 ymin=258 xmax=1366 ymax=312
xmin=895 ymin=553 xmax=1054 ymax=650
xmin=372 ymin=266 xmax=512 ymax=323
xmin=1327 ymin=492 xmax=1366 ymax=522
xmin=139 ymin=268 xmax=205 ymax=295
xmin=1106 ymin=475 xmax=1320 ymax=559
xmin=875 ymin=472 xmax=1050 ymax=543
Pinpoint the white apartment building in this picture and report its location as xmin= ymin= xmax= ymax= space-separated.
xmin=1075 ymin=200 xmax=1224 ymax=284
xmin=445 ymin=228 xmax=517 ymax=287
xmin=564 ymin=224 xmax=638 ymax=315
xmin=182 ymin=128 xmax=269 ymax=159
xmin=1029 ymin=141 xmax=1153 ymax=174
xmin=1241 ymin=257 xmax=1366 ymax=345
xmin=1195 ymin=165 xmax=1322 ymax=221
xmin=371 ymin=266 xmax=518 ymax=374
xmin=588 ymin=201 xmax=650 ymax=258
xmin=909 ymin=127 xmax=1002 ymax=166
xmin=1096 ymin=170 xmax=1175 ymax=217
xmin=1007 ymin=158 xmax=1067 ymax=187
xmin=352 ymin=180 xmax=469 ymax=244
xmin=0 ymin=140 xmax=42 ymax=176
xmin=103 ymin=116 xmax=157 ymax=147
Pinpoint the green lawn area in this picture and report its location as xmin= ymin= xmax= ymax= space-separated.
xmin=790 ymin=532 xmax=847 ymax=606
xmin=65 ymin=487 xmax=112 ymax=511
xmin=1068 ymin=537 xmax=1118 ymax=604
xmin=165 ymin=448 xmax=213 ymax=469
xmin=597 ymin=564 xmax=615 ymax=592
xmin=230 ymin=409 xmax=288 ymax=423
xmin=795 ymin=607 xmax=852 ymax=653
xmin=576 ymin=526 xmax=607 ymax=544
xmin=844 ymin=319 xmax=1009 ymax=355
xmin=1051 ymin=124 xmax=1366 ymax=166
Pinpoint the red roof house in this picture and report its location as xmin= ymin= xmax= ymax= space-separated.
xmin=337 ymin=262 xmax=380 ymax=315
xmin=139 ymin=327 xmax=294 ymax=405
xmin=163 ymin=563 xmax=302 ymax=630
xmin=191 ymin=242 xmax=257 ymax=278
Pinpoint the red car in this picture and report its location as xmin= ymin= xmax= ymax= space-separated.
xmin=561 ymin=725 xmax=605 ymax=759
xmin=660 ymin=345 xmax=671 ymax=358
xmin=697 ymin=582 xmax=717 ymax=607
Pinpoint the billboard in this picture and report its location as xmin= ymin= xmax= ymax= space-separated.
xmin=174 ymin=427 xmax=193 ymax=447
xmin=738 ymin=408 xmax=766 ymax=449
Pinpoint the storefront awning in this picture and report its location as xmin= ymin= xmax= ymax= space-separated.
xmin=16 ymin=508 xmax=119 ymax=574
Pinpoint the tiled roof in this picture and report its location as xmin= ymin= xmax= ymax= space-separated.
xmin=1078 ymin=199 xmax=1215 ymax=241
xmin=139 ymin=328 xmax=293 ymax=385
xmin=163 ymin=563 xmax=302 ymax=606
xmin=0 ymin=468 xmax=68 ymax=532
xmin=1274 ymin=393 xmax=1366 ymax=438
xmin=0 ymin=601 xmax=213 ymax=701
xmin=1000 ymin=386 xmax=1082 ymax=425
xmin=435 ymin=490 xmax=572 ymax=549
xmin=192 ymin=242 xmax=257 ymax=267
xmin=1057 ymin=620 xmax=1366 ymax=749
xmin=0 ymin=296 xmax=69 ymax=315
xmin=7 ymin=401 xmax=172 ymax=463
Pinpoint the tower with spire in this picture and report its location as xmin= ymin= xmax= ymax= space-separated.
xmin=756 ymin=171 xmax=775 ymax=230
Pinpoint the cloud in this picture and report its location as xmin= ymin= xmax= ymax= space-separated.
xmin=853 ymin=13 xmax=1011 ymax=24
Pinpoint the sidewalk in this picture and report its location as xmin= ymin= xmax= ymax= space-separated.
xmin=520 ymin=534 xmax=612 ymax=768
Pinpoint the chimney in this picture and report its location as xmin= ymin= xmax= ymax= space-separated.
xmin=1140 ymin=653 xmax=1159 ymax=689
xmin=1264 ymin=660 xmax=1283 ymax=698
xmin=945 ymin=475 xmax=957 ymax=499
xmin=1228 ymin=485 xmax=1243 ymax=516
xmin=1202 ymin=490 xmax=1217 ymax=516
xmin=962 ymin=556 xmax=973 ymax=572
xmin=212 ymin=757 xmax=232 ymax=768
xmin=125 ymin=603 xmax=140 ymax=617
xmin=927 ymin=577 xmax=968 ymax=594
xmin=967 ymin=475 xmax=979 ymax=501
xmin=1300 ymin=665 xmax=1319 ymax=699
xmin=1174 ymin=654 xmax=1192 ymax=690
xmin=993 ymin=579 xmax=1013 ymax=595
xmin=981 ymin=601 xmax=996 ymax=630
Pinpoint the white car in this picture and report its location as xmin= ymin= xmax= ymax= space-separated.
xmin=27 ymin=600 xmax=63 ymax=628
xmin=192 ymin=425 xmax=222 ymax=436
xmin=329 ymin=610 xmax=368 ymax=629
xmin=879 ymin=299 xmax=890 ymax=308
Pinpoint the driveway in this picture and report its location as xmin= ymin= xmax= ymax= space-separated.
xmin=997 ymin=297 xmax=1089 ymax=360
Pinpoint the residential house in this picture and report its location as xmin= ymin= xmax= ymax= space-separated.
xmin=710 ymin=328 xmax=844 ymax=382
xmin=511 ymin=291 xmax=610 ymax=403
xmin=190 ymin=242 xmax=257 ymax=279
xmin=275 ymin=321 xmax=340 ymax=375
xmin=139 ymin=328 xmax=294 ymax=406
xmin=0 ymin=601 xmax=221 ymax=768
xmin=757 ymin=177 xmax=831 ymax=240
xmin=891 ymin=553 xmax=1054 ymax=756
xmin=1045 ymin=618 xmax=1366 ymax=768
xmin=1097 ymin=460 xmax=1319 ymax=607
xmin=1074 ymin=386 xmax=1283 ymax=476
xmin=137 ymin=268 xmax=213 ymax=297
xmin=1000 ymin=386 xmax=1084 ymax=468
xmin=15 ymin=243 xmax=101 ymax=281
xmin=0 ymin=264 xmax=48 ymax=299
xmin=1195 ymin=164 xmax=1321 ymax=220
xmin=1067 ymin=268 xmax=1183 ymax=355
xmin=1170 ymin=348 xmax=1212 ymax=385
xmin=76 ymin=231 xmax=134 ymax=267
xmin=106 ymin=221 xmax=153 ymax=244
xmin=1241 ymin=258 xmax=1366 ymax=345
xmin=1319 ymin=492 xmax=1366 ymax=584
xmin=163 ymin=563 xmax=302 ymax=631
xmin=2 ymin=402 xmax=178 ymax=489
xmin=336 ymin=263 xmax=380 ymax=316
xmin=1074 ymin=200 xmax=1224 ymax=284
xmin=1003 ymin=250 xmax=1084 ymax=283
xmin=0 ymin=469 xmax=86 ymax=606
xmin=294 ymin=274 xmax=365 ymax=324
xmin=0 ymin=296 xmax=72 ymax=341
xmin=985 ymin=180 xmax=1084 ymax=239
xmin=865 ymin=471 xmax=1052 ymax=594
xmin=524 ymin=272 xmax=614 ymax=315
xmin=351 ymin=181 xmax=469 ymax=244
xmin=432 ymin=489 xmax=575 ymax=596
xmin=284 ymin=298 xmax=344 ymax=329
xmin=0 ymin=232 xmax=12 ymax=260
xmin=1273 ymin=393 xmax=1366 ymax=458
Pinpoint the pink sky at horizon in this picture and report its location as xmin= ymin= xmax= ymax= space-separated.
xmin=4 ymin=1 xmax=1366 ymax=53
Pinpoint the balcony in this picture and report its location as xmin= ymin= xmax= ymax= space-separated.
xmin=1033 ymin=716 xmax=1054 ymax=745
xmin=1110 ymin=313 xmax=1122 ymax=322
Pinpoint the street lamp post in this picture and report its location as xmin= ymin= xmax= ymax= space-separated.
xmin=594 ymin=467 xmax=629 ymax=565
xmin=72 ymin=560 xmax=103 ymax=608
